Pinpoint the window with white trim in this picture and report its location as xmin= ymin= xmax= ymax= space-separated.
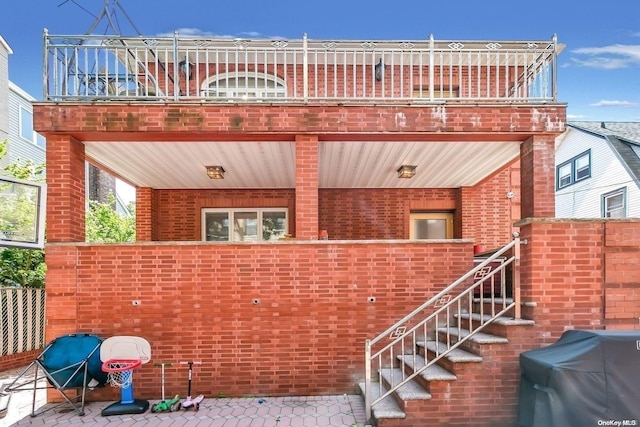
xmin=19 ymin=107 xmax=46 ymax=148
xmin=602 ymin=187 xmax=626 ymax=218
xmin=201 ymin=73 xmax=286 ymax=99
xmin=202 ymin=208 xmax=288 ymax=242
xmin=556 ymin=150 xmax=591 ymax=189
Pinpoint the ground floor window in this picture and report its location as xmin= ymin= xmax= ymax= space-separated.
xmin=409 ymin=212 xmax=453 ymax=239
xmin=602 ymin=187 xmax=626 ymax=218
xmin=202 ymin=208 xmax=288 ymax=242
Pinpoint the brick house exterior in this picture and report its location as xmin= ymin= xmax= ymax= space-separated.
xmin=33 ymin=33 xmax=640 ymax=425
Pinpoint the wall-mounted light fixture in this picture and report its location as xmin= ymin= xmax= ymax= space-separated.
xmin=179 ymin=59 xmax=193 ymax=79
xmin=206 ymin=166 xmax=225 ymax=179
xmin=375 ymin=58 xmax=384 ymax=82
xmin=397 ymin=165 xmax=416 ymax=179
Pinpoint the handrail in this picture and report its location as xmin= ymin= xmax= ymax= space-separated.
xmin=42 ymin=32 xmax=559 ymax=103
xmin=364 ymin=235 xmax=523 ymax=423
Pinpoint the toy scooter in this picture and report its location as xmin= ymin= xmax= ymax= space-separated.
xmin=180 ymin=361 xmax=204 ymax=410
xmin=151 ymin=362 xmax=181 ymax=412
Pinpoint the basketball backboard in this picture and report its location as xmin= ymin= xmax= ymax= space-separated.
xmin=0 ymin=175 xmax=46 ymax=250
xmin=100 ymin=336 xmax=151 ymax=364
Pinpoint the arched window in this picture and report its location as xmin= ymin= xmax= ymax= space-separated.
xmin=201 ymin=72 xmax=286 ymax=99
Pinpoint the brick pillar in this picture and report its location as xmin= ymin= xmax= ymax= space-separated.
xmin=45 ymin=134 xmax=85 ymax=242
xmin=136 ymin=187 xmax=153 ymax=241
xmin=520 ymin=135 xmax=555 ymax=219
xmin=295 ymin=135 xmax=319 ymax=239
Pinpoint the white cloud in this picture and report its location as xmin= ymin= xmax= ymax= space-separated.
xmin=589 ymin=100 xmax=639 ymax=107
xmin=570 ymin=44 xmax=640 ymax=69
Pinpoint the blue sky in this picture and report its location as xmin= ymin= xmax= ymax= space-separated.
xmin=2 ymin=0 xmax=640 ymax=121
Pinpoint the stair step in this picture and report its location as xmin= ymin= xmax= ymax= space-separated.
xmin=458 ymin=313 xmax=535 ymax=326
xmin=358 ymin=382 xmax=405 ymax=420
xmin=397 ymin=354 xmax=457 ymax=381
xmin=420 ymin=341 xmax=483 ymax=362
xmin=437 ymin=327 xmax=509 ymax=344
xmin=379 ymin=368 xmax=431 ymax=401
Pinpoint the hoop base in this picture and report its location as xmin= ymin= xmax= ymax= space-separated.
xmin=101 ymin=399 xmax=149 ymax=416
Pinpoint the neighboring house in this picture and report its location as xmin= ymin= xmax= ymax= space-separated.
xmin=0 ymin=36 xmax=45 ymax=169
xmin=556 ymin=121 xmax=640 ymax=218
xmin=35 ymin=29 xmax=640 ymax=426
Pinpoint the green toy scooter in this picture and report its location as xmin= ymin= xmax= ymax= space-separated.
xmin=151 ymin=362 xmax=181 ymax=412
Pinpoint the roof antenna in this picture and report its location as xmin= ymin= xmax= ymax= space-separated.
xmin=601 ymin=122 xmax=606 ymax=129
xmin=58 ymin=0 xmax=142 ymax=36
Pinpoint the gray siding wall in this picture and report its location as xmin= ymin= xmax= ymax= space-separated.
xmin=6 ymin=84 xmax=45 ymax=166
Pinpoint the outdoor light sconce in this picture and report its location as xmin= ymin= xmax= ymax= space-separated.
xmin=179 ymin=59 xmax=193 ymax=79
xmin=375 ymin=58 xmax=384 ymax=82
xmin=397 ymin=165 xmax=416 ymax=179
xmin=206 ymin=166 xmax=225 ymax=179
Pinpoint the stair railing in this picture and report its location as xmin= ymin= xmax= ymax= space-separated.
xmin=364 ymin=234 xmax=523 ymax=422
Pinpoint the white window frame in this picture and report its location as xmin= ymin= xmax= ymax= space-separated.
xmin=19 ymin=106 xmax=45 ymax=148
xmin=556 ymin=149 xmax=591 ymax=189
xmin=202 ymin=208 xmax=288 ymax=242
xmin=201 ymin=72 xmax=286 ymax=99
xmin=601 ymin=187 xmax=626 ymax=218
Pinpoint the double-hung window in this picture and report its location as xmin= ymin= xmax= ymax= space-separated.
xmin=556 ymin=150 xmax=591 ymax=189
xmin=202 ymin=208 xmax=288 ymax=242
xmin=19 ymin=107 xmax=46 ymax=148
xmin=602 ymin=187 xmax=626 ymax=218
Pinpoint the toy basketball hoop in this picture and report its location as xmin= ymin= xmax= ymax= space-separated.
xmin=99 ymin=336 xmax=151 ymax=416
xmin=102 ymin=359 xmax=142 ymax=388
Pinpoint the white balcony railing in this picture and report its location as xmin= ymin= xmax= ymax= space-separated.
xmin=44 ymin=31 xmax=560 ymax=104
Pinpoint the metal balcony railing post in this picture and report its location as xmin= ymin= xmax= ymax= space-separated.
xmin=429 ymin=34 xmax=434 ymax=101
xmin=173 ymin=31 xmax=179 ymax=101
xmin=513 ymin=233 xmax=522 ymax=319
xmin=303 ymin=33 xmax=308 ymax=103
xmin=551 ymin=33 xmax=558 ymax=102
xmin=364 ymin=339 xmax=372 ymax=423
xmin=42 ymin=29 xmax=49 ymax=100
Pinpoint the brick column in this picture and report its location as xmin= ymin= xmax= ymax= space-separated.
xmin=45 ymin=134 xmax=85 ymax=242
xmin=136 ymin=187 xmax=153 ymax=241
xmin=520 ymin=135 xmax=555 ymax=219
xmin=295 ymin=135 xmax=319 ymax=239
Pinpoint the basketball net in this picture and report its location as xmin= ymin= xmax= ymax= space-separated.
xmin=102 ymin=359 xmax=141 ymax=388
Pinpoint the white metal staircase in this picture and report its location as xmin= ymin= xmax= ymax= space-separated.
xmin=362 ymin=235 xmax=530 ymax=425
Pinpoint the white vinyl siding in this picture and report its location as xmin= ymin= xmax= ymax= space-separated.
xmin=555 ymin=128 xmax=640 ymax=218
xmin=6 ymin=83 xmax=45 ymax=165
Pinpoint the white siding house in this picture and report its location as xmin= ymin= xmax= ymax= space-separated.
xmin=0 ymin=35 xmax=45 ymax=169
xmin=555 ymin=122 xmax=640 ymax=218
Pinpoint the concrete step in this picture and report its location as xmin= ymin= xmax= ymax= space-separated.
xmin=419 ymin=340 xmax=483 ymax=363
xmin=358 ymin=382 xmax=405 ymax=421
xmin=379 ymin=368 xmax=431 ymax=402
xmin=459 ymin=312 xmax=535 ymax=326
xmin=437 ymin=327 xmax=509 ymax=345
xmin=396 ymin=354 xmax=457 ymax=382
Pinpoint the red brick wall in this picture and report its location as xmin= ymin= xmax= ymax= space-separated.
xmin=319 ymin=188 xmax=458 ymax=240
xmin=0 ymin=349 xmax=41 ymax=372
xmin=45 ymin=135 xmax=86 ymax=242
xmin=518 ymin=219 xmax=640 ymax=345
xmin=44 ymin=241 xmax=473 ymax=400
xmin=34 ymin=103 xmax=566 ymax=137
xmin=460 ymin=160 xmax=521 ymax=248
xmin=151 ymin=179 xmax=517 ymax=243
xmin=153 ymin=189 xmax=296 ymax=241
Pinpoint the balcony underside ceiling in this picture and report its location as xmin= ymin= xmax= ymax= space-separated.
xmin=84 ymin=139 xmax=520 ymax=189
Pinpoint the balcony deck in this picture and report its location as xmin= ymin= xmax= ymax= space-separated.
xmin=44 ymin=32 xmax=561 ymax=104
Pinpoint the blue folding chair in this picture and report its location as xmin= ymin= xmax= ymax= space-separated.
xmin=4 ymin=333 xmax=107 ymax=417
